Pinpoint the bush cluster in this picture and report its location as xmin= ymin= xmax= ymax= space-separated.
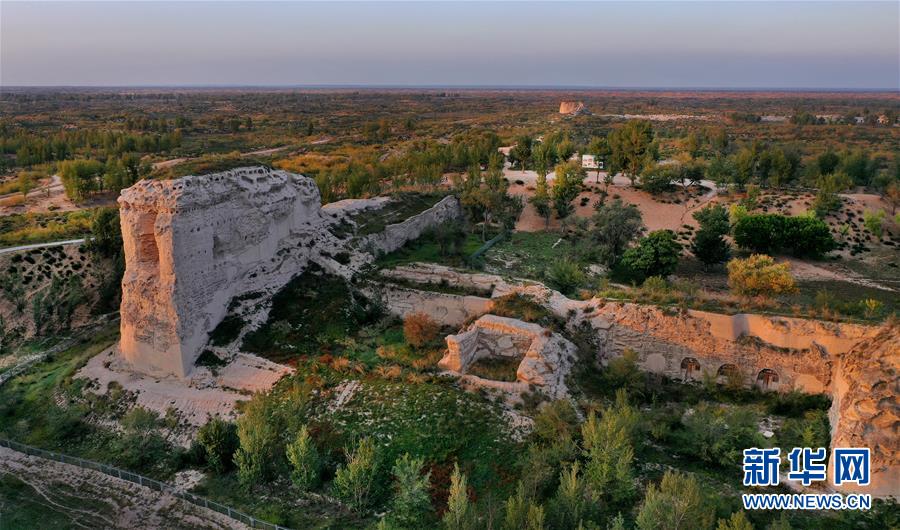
xmin=732 ymin=214 xmax=835 ymax=257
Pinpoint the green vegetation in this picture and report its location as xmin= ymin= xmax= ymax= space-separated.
xmin=0 ymin=324 xmax=188 ymax=480
xmin=241 ymin=266 xmax=382 ymax=362
xmin=732 ymin=214 xmax=836 ymax=258
xmin=349 ymin=192 xmax=448 ymax=236
xmin=374 ymin=229 xmax=485 ymax=269
xmin=0 ymin=210 xmax=93 ymax=247
xmin=618 ymin=229 xmax=682 ymax=282
xmin=466 ymin=355 xmax=521 ymax=382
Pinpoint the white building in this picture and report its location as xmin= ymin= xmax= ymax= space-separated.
xmin=581 ymin=154 xmax=602 ymax=170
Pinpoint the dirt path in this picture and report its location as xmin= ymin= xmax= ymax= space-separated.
xmin=0 ymin=446 xmax=249 ymax=530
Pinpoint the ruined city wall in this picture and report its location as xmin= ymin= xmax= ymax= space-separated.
xmin=371 ymin=284 xmax=494 ymax=326
xmin=378 ymin=263 xmax=877 ymax=392
xmin=118 ymin=170 xmax=464 ymax=378
xmin=377 ymin=263 xmax=895 ymax=496
xmin=118 ymin=167 xmax=328 ymax=378
xmin=357 ymin=195 xmax=463 ymax=256
xmin=828 ymin=323 xmax=900 ymax=498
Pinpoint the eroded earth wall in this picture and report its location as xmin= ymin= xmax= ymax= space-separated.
xmin=118 ymin=167 xmax=328 ymax=377
xmin=118 ymin=169 xmax=462 ymax=378
xmin=376 ymin=263 xmax=897 ymax=496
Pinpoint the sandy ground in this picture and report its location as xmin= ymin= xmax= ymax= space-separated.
xmin=0 ymin=175 xmax=116 ymax=215
xmin=505 ymin=168 xmax=718 ymax=233
xmin=595 ymin=113 xmax=711 ymax=121
xmin=77 ymin=347 xmax=291 ymax=445
xmin=0 ymin=446 xmax=248 ymax=530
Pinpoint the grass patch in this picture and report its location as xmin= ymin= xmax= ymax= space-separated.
xmin=350 ymin=192 xmax=447 ymax=236
xmin=0 ymin=473 xmax=104 ymax=529
xmin=321 ymin=379 xmax=519 ymax=491
xmin=374 ymin=230 xmax=485 ymax=269
xmin=0 ymin=210 xmax=94 ymax=247
xmin=241 ymin=267 xmax=383 ymax=363
xmin=483 ymin=231 xmax=578 ymax=279
xmin=466 ymin=355 xmax=521 ymax=382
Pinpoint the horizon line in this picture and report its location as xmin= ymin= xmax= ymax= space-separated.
xmin=2 ymin=84 xmax=898 ymax=93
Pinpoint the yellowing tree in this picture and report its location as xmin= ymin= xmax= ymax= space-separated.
xmin=726 ymin=254 xmax=797 ymax=298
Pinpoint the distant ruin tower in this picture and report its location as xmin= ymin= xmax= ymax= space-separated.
xmin=117 ymin=167 xmax=325 ymax=378
xmin=559 ymin=101 xmax=588 ymax=115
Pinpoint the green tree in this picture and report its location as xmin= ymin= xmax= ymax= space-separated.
xmin=581 ymin=390 xmax=637 ymax=503
xmin=641 ymin=164 xmax=675 ymax=195
xmin=813 ymin=171 xmax=851 ymax=217
xmin=59 ymin=159 xmax=104 ymax=201
xmin=196 ymin=417 xmax=238 ymax=474
xmin=333 ymin=437 xmax=379 ymax=512
xmin=635 ymin=470 xmax=714 ymax=530
xmin=691 ymin=204 xmax=731 ymax=267
xmin=817 ymin=151 xmax=840 ymax=175
xmin=530 ymin=172 xmax=552 ymax=228
xmin=620 ymin=230 xmax=682 ymax=281
xmin=588 ymin=135 xmax=611 ymax=183
xmin=552 ymin=161 xmax=584 ymax=219
xmin=510 ymin=135 xmax=533 ymax=170
xmin=706 ymin=156 xmax=733 ymax=189
xmin=590 ymin=198 xmax=644 ymax=267
xmin=17 ymin=171 xmax=35 ymax=198
xmin=234 ymin=395 xmax=280 ymax=489
xmin=730 ymin=148 xmax=756 ymax=190
xmin=549 ymin=461 xmax=593 ymax=529
xmin=716 ymin=511 xmax=754 ymax=530
xmin=90 ymin=207 xmax=123 ymax=258
xmin=443 ymin=464 xmax=474 ymax=530
xmin=388 ymin=453 xmax=432 ymax=528
xmin=863 ymin=210 xmax=886 ymax=238
xmin=286 ymin=425 xmax=321 ymax=491
xmin=608 ymin=120 xmax=657 ymax=185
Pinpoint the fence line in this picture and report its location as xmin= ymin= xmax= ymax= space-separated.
xmin=0 ymin=438 xmax=292 ymax=530
xmin=0 ymin=315 xmax=119 ymax=388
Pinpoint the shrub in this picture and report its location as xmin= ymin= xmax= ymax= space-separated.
xmin=635 ymin=470 xmax=713 ymax=530
xmin=234 ymin=396 xmax=281 ymax=489
xmin=733 ymin=214 xmax=835 ymax=257
xmin=727 ymin=254 xmax=797 ymax=298
xmin=286 ymin=425 xmax=321 ymax=491
xmin=197 ymin=417 xmax=238 ymax=474
xmin=716 ymin=511 xmax=754 ymax=530
xmin=581 ymin=390 xmax=637 ymax=503
xmin=863 ymin=210 xmax=886 ymax=238
xmin=389 ymin=453 xmax=432 ymax=528
xmin=545 ymin=258 xmax=585 ymax=295
xmin=403 ymin=312 xmax=440 ymax=348
xmin=619 ymin=229 xmax=682 ymax=282
xmin=443 ymin=464 xmax=475 ymax=530
xmin=675 ymin=403 xmax=765 ymax=468
xmin=779 ymin=410 xmax=830 ymax=450
xmin=333 ymin=437 xmax=379 ymax=512
xmin=532 ymin=400 xmax=580 ymax=443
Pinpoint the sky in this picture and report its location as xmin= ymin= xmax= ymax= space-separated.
xmin=1 ymin=1 xmax=898 ymax=89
